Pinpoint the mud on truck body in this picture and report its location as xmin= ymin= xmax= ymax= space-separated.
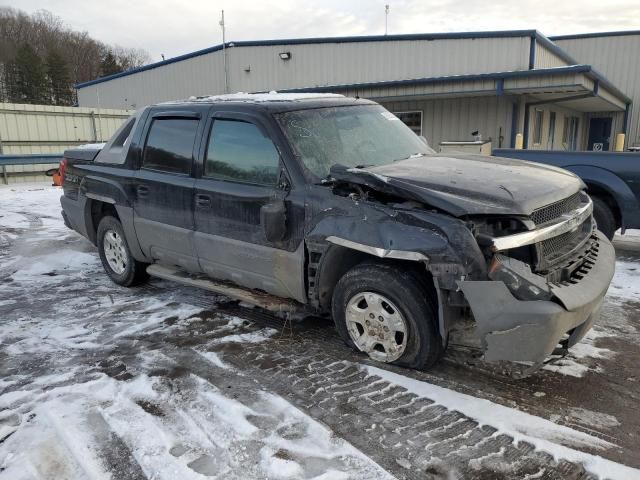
xmin=60 ymin=93 xmax=616 ymax=371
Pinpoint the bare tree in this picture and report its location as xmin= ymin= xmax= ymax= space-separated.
xmin=0 ymin=6 xmax=151 ymax=104
xmin=112 ymin=45 xmax=151 ymax=71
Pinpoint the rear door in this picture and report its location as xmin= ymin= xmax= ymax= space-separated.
xmin=193 ymin=110 xmax=305 ymax=301
xmin=133 ymin=109 xmax=204 ymax=272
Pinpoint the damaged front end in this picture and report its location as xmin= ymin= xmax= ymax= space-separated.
xmin=458 ymin=194 xmax=615 ymax=365
xmin=318 ymin=163 xmax=615 ymax=369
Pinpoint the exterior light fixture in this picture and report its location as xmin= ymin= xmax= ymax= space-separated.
xmin=279 ymin=52 xmax=292 ymax=60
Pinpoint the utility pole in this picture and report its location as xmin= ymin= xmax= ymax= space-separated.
xmin=385 ymin=4 xmax=389 ymax=36
xmin=220 ymin=10 xmax=229 ymax=93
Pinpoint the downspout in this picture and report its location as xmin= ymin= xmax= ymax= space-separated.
xmin=523 ymin=103 xmax=530 ymax=148
xmin=522 ymin=34 xmax=536 ymax=148
xmin=528 ymin=35 xmax=536 ymax=70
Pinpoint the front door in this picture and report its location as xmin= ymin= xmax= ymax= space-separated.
xmin=193 ymin=112 xmax=305 ymax=302
xmin=133 ymin=112 xmax=201 ymax=272
xmin=588 ymin=117 xmax=612 ymax=151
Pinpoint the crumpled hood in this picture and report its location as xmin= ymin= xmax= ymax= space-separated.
xmin=331 ymin=153 xmax=585 ymax=217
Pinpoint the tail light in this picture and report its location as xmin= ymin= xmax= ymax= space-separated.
xmin=59 ymin=158 xmax=68 ymax=181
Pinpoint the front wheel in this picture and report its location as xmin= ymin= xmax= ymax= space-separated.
xmin=97 ymin=216 xmax=149 ymax=286
xmin=332 ymin=262 xmax=443 ymax=369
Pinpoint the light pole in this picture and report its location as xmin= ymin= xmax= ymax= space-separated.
xmin=220 ymin=10 xmax=229 ymax=93
xmin=385 ymin=4 xmax=389 ymax=36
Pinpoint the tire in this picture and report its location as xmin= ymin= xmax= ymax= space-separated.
xmin=591 ymin=196 xmax=616 ymax=241
xmin=332 ymin=262 xmax=443 ymax=369
xmin=97 ymin=216 xmax=149 ymax=286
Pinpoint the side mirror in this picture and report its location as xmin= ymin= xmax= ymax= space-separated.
xmin=261 ymin=199 xmax=287 ymax=242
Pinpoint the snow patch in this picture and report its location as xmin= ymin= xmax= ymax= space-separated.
xmin=608 ymin=260 xmax=640 ymax=303
xmin=168 ymin=92 xmax=344 ymax=104
xmin=11 ymin=251 xmax=99 ymax=281
xmin=259 ymin=446 xmax=304 ymax=479
xmin=567 ymin=407 xmax=620 ymax=430
xmin=543 ymin=328 xmax=614 ymax=377
xmin=212 ymin=327 xmax=278 ymax=344
xmin=195 ymin=350 xmax=230 ymax=369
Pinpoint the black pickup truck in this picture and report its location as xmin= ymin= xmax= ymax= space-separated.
xmin=60 ymin=93 xmax=615 ymax=371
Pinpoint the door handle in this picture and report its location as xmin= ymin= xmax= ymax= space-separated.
xmin=196 ymin=194 xmax=211 ymax=208
xmin=137 ymin=185 xmax=149 ymax=198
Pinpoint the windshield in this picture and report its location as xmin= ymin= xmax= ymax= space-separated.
xmin=276 ymin=104 xmax=434 ymax=179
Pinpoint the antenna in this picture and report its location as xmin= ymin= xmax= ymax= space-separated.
xmin=220 ymin=10 xmax=229 ymax=93
xmin=385 ymin=4 xmax=390 ymax=35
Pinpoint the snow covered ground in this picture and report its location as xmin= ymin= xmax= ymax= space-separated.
xmin=1 ymin=184 xmax=639 ymax=479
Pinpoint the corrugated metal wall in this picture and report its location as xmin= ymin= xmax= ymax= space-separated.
xmin=534 ymin=44 xmax=570 ymax=68
xmin=554 ymin=34 xmax=640 ymax=146
xmin=77 ymin=36 xmax=531 ymax=109
xmin=380 ymin=96 xmax=514 ymax=149
xmin=0 ymin=103 xmax=133 ymax=154
xmin=78 ymin=53 xmax=227 ymax=111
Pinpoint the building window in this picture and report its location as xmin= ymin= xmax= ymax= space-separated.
xmin=562 ymin=116 xmax=580 ymax=151
xmin=547 ymin=112 xmax=556 ymax=149
xmin=532 ymin=109 xmax=544 ymax=145
xmin=142 ymin=118 xmax=198 ymax=174
xmin=393 ymin=111 xmax=422 ymax=136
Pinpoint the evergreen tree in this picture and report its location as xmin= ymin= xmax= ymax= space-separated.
xmin=7 ymin=43 xmax=47 ymax=104
xmin=46 ymin=49 xmax=72 ymax=105
xmin=100 ymin=51 xmax=121 ymax=77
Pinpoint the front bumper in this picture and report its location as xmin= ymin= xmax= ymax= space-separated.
xmin=458 ymin=232 xmax=615 ymax=363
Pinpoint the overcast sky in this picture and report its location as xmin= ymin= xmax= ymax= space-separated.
xmin=8 ymin=0 xmax=640 ymax=62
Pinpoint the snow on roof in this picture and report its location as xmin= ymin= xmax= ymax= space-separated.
xmin=161 ymin=92 xmax=345 ymax=105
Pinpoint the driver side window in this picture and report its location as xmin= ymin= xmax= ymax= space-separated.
xmin=205 ymin=119 xmax=280 ymax=186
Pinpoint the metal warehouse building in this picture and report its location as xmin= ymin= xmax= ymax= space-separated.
xmin=75 ymin=29 xmax=638 ymax=152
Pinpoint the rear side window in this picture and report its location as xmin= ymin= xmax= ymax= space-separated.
xmin=143 ymin=118 xmax=198 ymax=174
xmin=205 ymin=119 xmax=280 ymax=185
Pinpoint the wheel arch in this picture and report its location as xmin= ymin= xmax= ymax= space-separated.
xmin=84 ymin=199 xmax=148 ymax=262
xmin=566 ymin=164 xmax=640 ymax=231
xmin=585 ymin=184 xmax=621 ymax=231
xmin=315 ymin=242 xmax=438 ymax=315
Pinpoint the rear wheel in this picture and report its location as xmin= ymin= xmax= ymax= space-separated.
xmin=97 ymin=216 xmax=149 ymax=286
xmin=591 ymin=196 xmax=616 ymax=240
xmin=332 ymin=262 xmax=443 ymax=369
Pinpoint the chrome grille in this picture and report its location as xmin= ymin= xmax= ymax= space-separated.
xmin=531 ymin=192 xmax=584 ymax=226
xmin=538 ymin=218 xmax=593 ymax=269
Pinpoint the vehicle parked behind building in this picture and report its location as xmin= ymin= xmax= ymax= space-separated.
xmin=60 ymin=93 xmax=615 ymax=372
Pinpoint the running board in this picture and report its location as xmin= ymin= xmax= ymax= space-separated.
xmin=146 ymin=264 xmax=302 ymax=314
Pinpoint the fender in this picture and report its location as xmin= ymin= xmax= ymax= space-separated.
xmin=306 ymin=206 xmax=486 ymax=340
xmin=80 ymin=175 xmax=132 ymax=207
xmin=79 ymin=175 xmax=149 ymax=262
xmin=564 ymin=164 xmax=640 ymax=230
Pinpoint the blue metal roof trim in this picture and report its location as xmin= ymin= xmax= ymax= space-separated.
xmin=75 ymin=29 xmax=540 ymax=89
xmin=277 ymin=65 xmax=588 ymax=91
xmin=533 ymin=32 xmax=580 ymax=65
xmin=550 ymin=30 xmax=640 ymax=40
xmin=278 ymin=64 xmax=631 ymax=104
